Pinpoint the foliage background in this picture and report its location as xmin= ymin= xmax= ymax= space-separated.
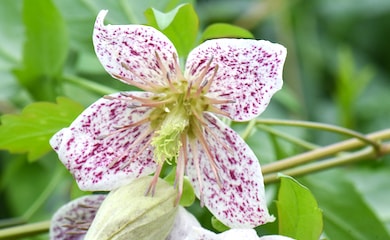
xmin=0 ymin=0 xmax=390 ymax=239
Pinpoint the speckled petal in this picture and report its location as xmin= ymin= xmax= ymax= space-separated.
xmin=186 ymin=114 xmax=274 ymax=228
xmin=93 ymin=10 xmax=179 ymax=88
xmin=50 ymin=92 xmax=157 ymax=191
xmin=184 ymin=39 xmax=286 ymax=121
xmin=50 ymin=194 xmax=106 ymax=240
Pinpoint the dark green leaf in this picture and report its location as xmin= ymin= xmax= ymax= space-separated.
xmin=302 ymin=169 xmax=390 ymax=239
xmin=0 ymin=97 xmax=84 ymax=161
xmin=211 ymin=216 xmax=230 ymax=232
xmin=201 ymin=23 xmax=254 ymax=42
xmin=277 ymin=174 xmax=323 ymax=240
xmin=145 ymin=4 xmax=198 ymax=58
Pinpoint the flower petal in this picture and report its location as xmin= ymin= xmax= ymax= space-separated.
xmin=166 ymin=207 xmax=201 ymax=240
xmin=184 ymin=227 xmax=219 ymax=240
xmin=185 ymin=39 xmax=286 ymax=121
xmin=93 ymin=10 xmax=179 ymax=88
xmin=184 ymin=227 xmax=295 ymax=240
xmin=186 ymin=114 xmax=274 ymax=228
xmin=50 ymin=92 xmax=157 ymax=191
xmin=50 ymin=194 xmax=106 ymax=240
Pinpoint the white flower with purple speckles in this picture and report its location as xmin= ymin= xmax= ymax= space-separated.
xmin=50 ymin=10 xmax=287 ymax=228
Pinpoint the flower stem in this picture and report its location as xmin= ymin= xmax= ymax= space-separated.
xmin=257 ymin=119 xmax=381 ymax=152
xmin=0 ymin=221 xmax=50 ymax=239
xmin=22 ymin=166 xmax=65 ymax=220
xmin=256 ymin=124 xmax=319 ymax=150
xmin=240 ymin=119 xmax=256 ymax=140
xmin=62 ymin=75 xmax=119 ymax=95
xmin=262 ymin=128 xmax=390 ymax=177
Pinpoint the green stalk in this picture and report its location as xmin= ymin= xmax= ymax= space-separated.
xmin=256 ymin=124 xmax=319 ymax=150
xmin=0 ymin=221 xmax=50 ymax=239
xmin=62 ymin=75 xmax=119 ymax=95
xmin=257 ymin=119 xmax=381 ymax=152
xmin=240 ymin=119 xmax=256 ymax=140
xmin=262 ymin=129 xmax=390 ymax=175
xmin=263 ymin=146 xmax=378 ymax=184
xmin=22 ymin=167 xmax=64 ymax=220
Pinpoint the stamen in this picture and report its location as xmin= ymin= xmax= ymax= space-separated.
xmin=190 ymin=138 xmax=204 ymax=206
xmin=201 ymin=64 xmax=219 ymax=93
xmin=203 ymin=123 xmax=234 ymax=155
xmin=127 ymin=93 xmax=174 ymax=107
xmin=145 ymin=163 xmax=164 ymax=196
xmin=174 ymin=134 xmax=187 ymax=205
xmin=97 ymin=118 xmax=150 ymax=140
xmin=117 ymin=62 xmax=162 ymax=91
xmin=172 ymin=52 xmax=185 ymax=80
xmin=193 ymin=57 xmax=214 ymax=90
xmin=190 ymin=106 xmax=207 ymax=125
xmin=185 ymin=80 xmax=193 ymax=100
xmin=192 ymin=122 xmax=223 ymax=188
xmin=207 ymin=105 xmax=231 ymax=118
xmin=207 ymin=97 xmax=235 ymax=105
xmin=119 ymin=135 xmax=154 ymax=170
xmin=107 ymin=128 xmax=153 ymax=169
xmin=155 ymin=51 xmax=179 ymax=93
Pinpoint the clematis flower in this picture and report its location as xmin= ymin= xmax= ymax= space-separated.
xmin=50 ymin=10 xmax=286 ymax=228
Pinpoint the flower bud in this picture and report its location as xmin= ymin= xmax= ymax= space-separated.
xmin=85 ymin=176 xmax=178 ymax=240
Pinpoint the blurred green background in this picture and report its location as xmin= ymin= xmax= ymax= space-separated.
xmin=1 ymin=0 xmax=390 ymax=239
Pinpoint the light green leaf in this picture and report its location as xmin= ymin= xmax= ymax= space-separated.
xmin=145 ymin=4 xmax=198 ymax=58
xmin=277 ymin=174 xmax=323 ymax=240
xmin=0 ymin=97 xmax=84 ymax=161
xmin=201 ymin=23 xmax=254 ymax=42
xmin=302 ymin=169 xmax=390 ymax=239
xmin=15 ymin=0 xmax=68 ymax=101
xmin=164 ymin=168 xmax=196 ymax=206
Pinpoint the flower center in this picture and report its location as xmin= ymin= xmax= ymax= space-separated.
xmin=149 ymin=80 xmax=209 ymax=165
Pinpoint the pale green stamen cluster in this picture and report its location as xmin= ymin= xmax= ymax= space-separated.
xmin=150 ymin=110 xmax=189 ymax=165
xmin=149 ymin=80 xmax=207 ymax=166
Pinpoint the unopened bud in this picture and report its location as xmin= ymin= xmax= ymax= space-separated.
xmin=85 ymin=176 xmax=178 ymax=240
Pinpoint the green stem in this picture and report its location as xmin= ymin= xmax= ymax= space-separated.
xmin=62 ymin=75 xmax=119 ymax=95
xmin=264 ymin=143 xmax=390 ymax=184
xmin=0 ymin=221 xmax=50 ymax=239
xmin=262 ymin=128 xmax=390 ymax=175
xmin=257 ymin=119 xmax=381 ymax=153
xmin=256 ymin=124 xmax=319 ymax=150
xmin=22 ymin=167 xmax=64 ymax=220
xmin=240 ymin=119 xmax=256 ymax=140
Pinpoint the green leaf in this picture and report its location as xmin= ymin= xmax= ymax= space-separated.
xmin=145 ymin=4 xmax=198 ymax=58
xmin=164 ymin=168 xmax=196 ymax=206
xmin=15 ymin=0 xmax=68 ymax=101
xmin=201 ymin=23 xmax=254 ymax=42
xmin=277 ymin=174 xmax=323 ymax=240
xmin=302 ymin=169 xmax=390 ymax=239
xmin=346 ymin=166 xmax=390 ymax=231
xmin=0 ymin=97 xmax=84 ymax=161
xmin=0 ymin=0 xmax=23 ymax=70
xmin=211 ymin=216 xmax=230 ymax=232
